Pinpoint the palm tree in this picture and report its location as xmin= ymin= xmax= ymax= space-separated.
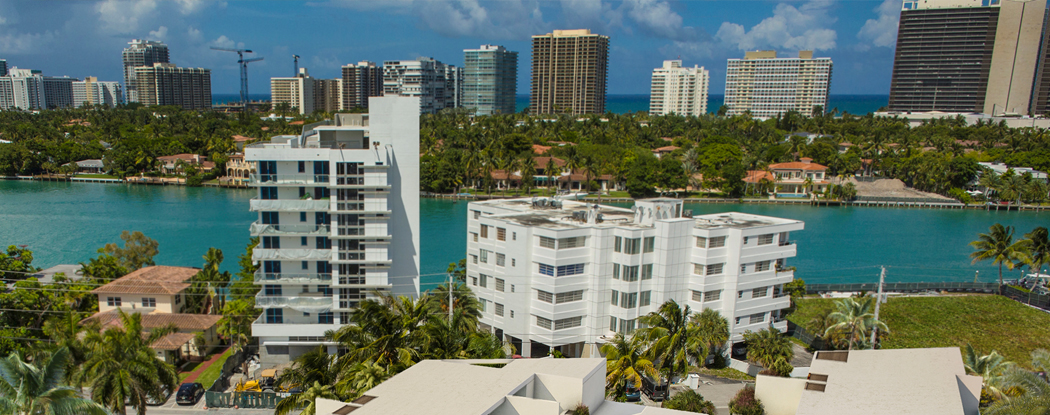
xmin=963 ymin=344 xmax=1012 ymax=399
xmin=970 ymin=224 xmax=1032 ymax=290
xmin=983 ymin=367 xmax=1050 ymax=415
xmin=823 ymin=297 xmax=888 ymax=350
xmin=742 ymin=326 xmax=793 ymax=368
xmin=274 ymin=381 xmax=339 ymax=415
xmin=690 ymin=308 xmax=730 ymax=368
xmin=427 ymin=282 xmax=481 ymax=330
xmin=1025 ymin=227 xmax=1050 ymax=273
xmin=0 ymin=347 xmax=110 ymax=415
xmin=600 ymin=333 xmax=659 ymax=400
xmin=636 ymin=300 xmax=694 ymax=379
xmin=276 ymin=347 xmax=339 ymax=391
xmin=327 ymin=293 xmax=431 ymax=371
xmin=337 ymin=360 xmax=391 ymax=400
xmin=42 ymin=312 xmax=95 ymax=385
xmin=76 ymin=310 xmax=179 ymax=415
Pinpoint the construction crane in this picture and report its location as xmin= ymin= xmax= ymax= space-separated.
xmin=293 ymin=55 xmax=300 ymax=76
xmin=210 ymin=46 xmax=264 ymax=107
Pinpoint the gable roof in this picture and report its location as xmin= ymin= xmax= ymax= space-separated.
xmin=92 ymin=266 xmax=198 ymax=295
xmin=533 ymin=157 xmax=566 ymax=168
xmin=768 ymin=161 xmax=828 ymax=171
xmin=150 ymin=332 xmax=198 ymax=351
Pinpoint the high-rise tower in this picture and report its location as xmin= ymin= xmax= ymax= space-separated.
xmin=530 ymin=29 xmax=609 ymax=115
xmin=649 ymin=60 xmax=709 ymax=117
xmin=463 ymin=45 xmax=518 ymax=116
xmin=341 ymin=61 xmax=383 ymax=111
xmin=122 ymin=39 xmax=169 ymax=103
xmin=724 ymin=51 xmax=832 ymax=119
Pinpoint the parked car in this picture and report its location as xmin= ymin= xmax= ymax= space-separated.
xmin=176 ymin=383 xmax=204 ymax=405
xmin=640 ymin=374 xmax=668 ymax=402
xmin=145 ymin=385 xmax=171 ymax=406
xmin=625 ymin=384 xmax=641 ymax=402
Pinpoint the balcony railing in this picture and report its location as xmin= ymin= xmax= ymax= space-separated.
xmin=255 ymin=293 xmax=333 ymax=311
xmin=250 ymin=198 xmax=331 ymax=212
xmin=250 ymin=222 xmax=330 ymax=236
xmin=335 ymin=226 xmax=366 ymax=236
xmin=254 ymin=271 xmax=333 ymax=283
xmin=252 ymin=248 xmax=332 ymax=261
xmin=249 ymin=174 xmax=329 ymax=186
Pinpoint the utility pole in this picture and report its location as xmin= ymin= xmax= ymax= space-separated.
xmin=974 ymin=270 xmax=979 ymax=283
xmin=448 ymin=272 xmax=454 ymax=325
xmin=870 ymin=267 xmax=885 ymax=348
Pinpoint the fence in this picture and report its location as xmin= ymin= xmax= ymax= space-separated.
xmin=853 ymin=195 xmax=961 ymax=204
xmin=1001 ymin=285 xmax=1050 ymax=311
xmin=205 ymin=391 xmax=286 ymax=409
xmin=208 ymin=348 xmax=252 ymax=393
xmin=805 ymin=282 xmax=999 ymax=294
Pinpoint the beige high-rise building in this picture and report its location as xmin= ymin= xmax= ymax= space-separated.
xmin=530 ymin=29 xmax=609 ymax=115
xmin=889 ymin=0 xmax=1050 ymax=115
xmin=724 ymin=51 xmax=832 ymax=119
xmin=122 ymin=39 xmax=169 ymax=103
xmin=649 ymin=60 xmax=709 ymax=117
xmin=313 ymin=78 xmax=342 ymax=113
xmin=73 ymin=76 xmax=123 ymax=108
xmin=271 ymin=68 xmax=341 ymax=115
xmin=133 ymin=63 xmax=211 ymax=110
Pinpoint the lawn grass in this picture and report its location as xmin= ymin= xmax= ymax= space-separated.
xmin=788 ymin=295 xmax=1050 ymax=368
xmin=75 ymin=173 xmax=119 ymax=179
xmin=196 ymin=348 xmax=234 ymax=388
xmin=689 ymin=366 xmax=755 ymax=381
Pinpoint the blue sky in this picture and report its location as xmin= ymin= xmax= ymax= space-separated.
xmin=0 ymin=0 xmax=901 ymax=96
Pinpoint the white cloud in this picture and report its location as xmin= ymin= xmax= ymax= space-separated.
xmin=210 ymin=35 xmax=237 ymax=49
xmin=0 ymin=31 xmax=56 ymax=54
xmin=186 ymin=26 xmax=202 ymax=43
xmin=96 ymin=0 xmax=158 ymax=35
xmin=715 ymin=1 xmax=838 ymax=51
xmin=148 ymin=25 xmax=168 ymax=40
xmin=559 ymin=0 xmax=622 ymax=34
xmin=174 ymin=0 xmax=207 ymax=14
xmin=623 ymin=0 xmax=699 ymax=41
xmin=413 ymin=0 xmax=547 ymax=39
xmin=858 ymin=0 xmax=899 ymax=48
xmin=323 ymin=0 xmax=413 ymax=12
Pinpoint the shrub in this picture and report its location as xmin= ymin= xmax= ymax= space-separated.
xmin=664 ymin=389 xmax=716 ymax=414
xmin=569 ymin=403 xmax=589 ymax=415
xmin=948 ymin=187 xmax=974 ymax=204
xmin=728 ymin=386 xmax=764 ymax=415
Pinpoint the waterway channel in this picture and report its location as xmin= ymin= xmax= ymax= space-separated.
xmin=1 ymin=180 xmax=1047 ymax=290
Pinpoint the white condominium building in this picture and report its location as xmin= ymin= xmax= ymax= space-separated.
xmin=73 ymin=77 xmax=124 ymax=108
xmin=246 ymin=96 xmax=421 ymax=364
xmin=466 ymin=198 xmax=803 ymax=358
xmin=649 ymin=60 xmax=710 ymax=117
xmin=382 ymin=57 xmax=462 ymax=114
xmin=0 ymin=68 xmax=77 ymax=110
xmin=724 ymin=51 xmax=833 ymax=119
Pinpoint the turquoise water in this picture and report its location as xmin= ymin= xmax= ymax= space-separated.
xmin=1 ymin=181 xmax=1046 ymax=290
xmin=513 ymin=94 xmax=889 ymax=116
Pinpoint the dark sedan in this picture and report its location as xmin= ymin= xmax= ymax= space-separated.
xmin=175 ymin=382 xmax=204 ymax=405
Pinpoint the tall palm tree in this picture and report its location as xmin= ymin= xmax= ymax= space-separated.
xmin=327 ymin=293 xmax=432 ymax=371
xmin=824 ymin=297 xmax=888 ymax=350
xmin=42 ymin=312 xmax=96 ymax=385
xmin=636 ymin=300 xmax=694 ymax=379
xmin=274 ymin=381 xmax=339 ymax=415
xmin=276 ymin=347 xmax=339 ymax=391
xmin=1025 ymin=227 xmax=1050 ymax=273
xmin=742 ymin=326 xmax=793 ymax=368
xmin=0 ymin=347 xmax=110 ymax=415
xmin=75 ymin=310 xmax=179 ymax=415
xmin=337 ymin=360 xmax=391 ymax=400
xmin=690 ymin=308 xmax=730 ymax=368
xmin=970 ymin=224 xmax=1032 ymax=290
xmin=600 ymin=333 xmax=659 ymax=400
xmin=427 ymin=282 xmax=481 ymax=330
xmin=963 ymin=344 xmax=1012 ymax=399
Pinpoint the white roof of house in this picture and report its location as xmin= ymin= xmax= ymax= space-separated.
xmin=796 ymin=348 xmax=982 ymax=415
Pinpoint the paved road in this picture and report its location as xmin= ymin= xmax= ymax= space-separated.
xmin=131 ymin=394 xmax=280 ymax=415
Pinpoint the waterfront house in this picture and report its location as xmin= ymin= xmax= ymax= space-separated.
xmin=225 ymin=153 xmax=255 ymax=183
xmin=652 ymin=145 xmax=680 ymax=158
xmin=768 ymin=158 xmax=829 ymax=196
xmin=755 ymin=348 xmax=981 ymax=415
xmin=157 ymin=154 xmax=214 ymax=175
xmin=70 ymin=159 xmax=104 ymax=174
xmin=87 ymin=266 xmax=221 ymax=363
xmin=313 ymin=358 xmax=693 ymax=415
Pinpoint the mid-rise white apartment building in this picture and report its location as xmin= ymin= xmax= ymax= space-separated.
xmin=382 ymin=58 xmax=461 ymax=114
xmin=467 ymin=198 xmax=802 ymax=358
xmin=0 ymin=68 xmax=77 ymax=110
xmin=724 ymin=51 xmax=832 ymax=119
xmin=649 ymin=60 xmax=709 ymax=116
xmin=246 ymin=96 xmax=421 ymax=364
xmin=73 ymin=76 xmax=124 ymax=108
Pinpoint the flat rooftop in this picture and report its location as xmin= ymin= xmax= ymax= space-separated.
xmin=692 ymin=212 xmax=801 ymax=230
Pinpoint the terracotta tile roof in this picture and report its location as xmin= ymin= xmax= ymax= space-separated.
xmin=653 ymin=146 xmax=680 ymax=153
xmin=157 ymin=154 xmax=199 ymax=162
xmin=232 ymin=135 xmax=255 ymax=142
xmin=92 ymin=266 xmax=198 ymax=295
xmin=150 ymin=332 xmax=197 ymax=351
xmin=289 ymin=121 xmax=304 ymax=125
xmin=85 ymin=310 xmax=222 ymax=331
xmin=489 ymin=170 xmax=522 ymax=180
xmin=660 ymin=137 xmax=674 ymax=142
xmin=743 ymin=170 xmax=775 ymax=183
xmin=532 ymin=144 xmax=551 ymax=155
xmin=768 ymin=161 xmax=828 ymax=171
xmin=533 ymin=157 xmax=566 ymax=168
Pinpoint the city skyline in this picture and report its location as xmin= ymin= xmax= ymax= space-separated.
xmin=0 ymin=0 xmax=900 ymax=97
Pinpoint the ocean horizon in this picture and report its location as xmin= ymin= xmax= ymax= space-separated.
xmin=214 ymin=93 xmax=889 ymax=116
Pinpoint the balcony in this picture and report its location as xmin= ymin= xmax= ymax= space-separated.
xmin=249 ymin=222 xmax=330 ymax=236
xmin=249 ymin=198 xmax=331 ymax=212
xmin=254 ymin=271 xmax=333 ymax=284
xmin=249 ymin=173 xmax=329 ymax=186
xmin=251 ymin=315 xmax=341 ymax=338
xmin=255 ymin=293 xmax=334 ymax=311
xmin=332 ymin=202 xmax=389 ymax=213
xmin=252 ymin=248 xmax=332 ymax=261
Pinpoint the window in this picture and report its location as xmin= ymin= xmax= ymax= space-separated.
xmin=262 ymin=236 xmax=280 ymax=249
xmin=614 ymin=236 xmax=623 ymax=252
xmin=480 ymin=250 xmax=490 ymax=263
xmin=750 ymin=313 xmax=765 ymax=324
xmin=471 ymin=255 xmax=478 ymax=264
xmin=611 ymin=290 xmax=619 ymax=306
xmin=300 ymin=261 xmax=308 ymax=270
xmin=735 ymin=317 xmax=742 ymax=325
xmin=264 ymin=285 xmax=282 ymax=296
xmin=610 ymin=316 xmax=618 ymax=332
xmin=538 ymin=263 xmax=554 ymax=276
xmin=298 ymin=161 xmax=306 ymax=173
xmin=300 ymin=212 xmax=307 ymax=222
xmin=318 ymin=312 xmax=334 ymax=324
xmin=758 ymin=234 xmax=774 ymax=245
xmin=696 ymin=237 xmax=707 ymax=248
xmin=479 ymin=299 xmax=487 ymax=312
xmin=261 ymin=211 xmax=279 ymax=225
xmin=539 ymin=236 xmax=556 ymax=249
xmin=692 ymin=290 xmax=704 ymax=302
xmin=643 ymin=237 xmax=655 ymax=253
xmin=743 ymin=237 xmax=749 ymax=245
xmin=738 ymin=291 xmax=744 ymax=299
xmin=261 ymin=187 xmax=279 ymax=200
xmin=497 ymin=228 xmax=506 ymax=241
xmin=557 ymin=264 xmax=585 ymax=276
xmin=558 ymin=236 xmax=584 ymax=249
xmin=510 ymin=310 xmax=515 ymax=318
xmin=618 ymin=318 xmax=636 ymax=334
xmin=555 ymin=317 xmax=583 ymax=330
xmin=511 ymin=285 xmax=515 ymax=292
xmin=704 ymin=290 xmax=722 ymax=301
xmin=709 ymin=236 xmax=727 ymax=248
xmin=107 ymin=297 xmax=121 ymax=307
xmin=472 ymin=210 xmax=481 ymax=219
xmin=266 ymin=309 xmax=283 ymax=324
xmin=741 ymin=264 xmax=747 ymax=274
xmin=537 ymin=290 xmax=554 ymax=303
xmin=495 ymin=278 xmax=505 ymax=292
xmin=471 ymin=276 xmax=478 ymax=286
xmin=694 ymin=264 xmax=705 ymax=275
xmin=556 ymin=290 xmax=583 ymax=303
xmin=480 ymin=225 xmax=489 ymax=238
xmin=756 ymin=261 xmax=771 ymax=272
xmin=622 ymin=292 xmax=638 ymax=308
xmin=512 ymin=259 xmax=516 ymax=267
xmin=174 ymin=295 xmax=181 ymax=305
xmin=622 ymin=265 xmax=639 ymax=282
xmin=706 ymin=263 xmax=724 ymax=275
xmin=301 ymin=236 xmax=308 ymax=246
xmin=513 ymin=232 xmax=516 ymax=240
xmin=640 ymin=291 xmax=651 ymax=307
xmin=642 ymin=264 xmax=653 ymax=280
xmin=536 ymin=316 xmax=553 ymax=330
xmin=613 ymin=264 xmax=621 ymax=279
xmin=753 ymin=287 xmax=769 ymax=298
xmin=495 ymin=303 xmax=504 ymax=317
xmin=480 ymin=274 xmax=489 ymax=288
xmin=623 ymin=238 xmax=641 ymax=254
xmin=496 ymin=253 xmax=506 ymax=267
xmin=471 ymin=232 xmax=478 ymax=242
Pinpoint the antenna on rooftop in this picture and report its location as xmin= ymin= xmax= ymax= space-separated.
xmin=293 ymin=55 xmax=300 ymax=76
